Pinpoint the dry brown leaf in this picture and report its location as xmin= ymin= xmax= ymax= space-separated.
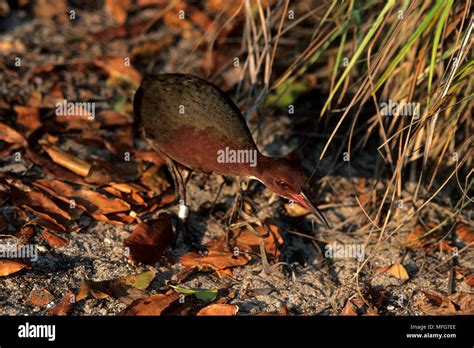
xmin=340 ymin=300 xmax=357 ymax=316
xmin=76 ymin=271 xmax=155 ymax=304
xmin=136 ymin=0 xmax=168 ymax=7
xmin=86 ymin=159 xmax=139 ymax=184
xmin=110 ymin=182 xmax=148 ymax=194
xmin=140 ymin=165 xmax=171 ymax=193
xmin=356 ymin=193 xmax=371 ymax=208
xmin=131 ymin=36 xmax=174 ymax=57
xmin=27 ymin=90 xmax=43 ymax=108
xmin=405 ymin=225 xmax=429 ymax=249
xmin=0 ymin=122 xmax=27 ymax=147
xmin=103 ymin=184 xmax=146 ymax=206
xmin=439 ymin=240 xmax=454 ymax=251
xmin=278 ymin=306 xmax=288 ymax=315
xmin=41 ymin=230 xmax=69 ymax=247
xmin=0 ymin=98 xmax=10 ymax=109
xmin=105 ymin=0 xmax=131 ymax=24
xmin=76 ymin=281 xmax=109 ymax=302
xmin=26 ymin=216 xmax=67 ymax=234
xmin=106 ymin=212 xmax=136 ymax=225
xmin=14 ymin=106 xmax=41 ymax=136
xmin=34 ymin=178 xmax=130 ymax=215
xmin=94 ymin=56 xmax=141 ymax=87
xmin=26 ymin=149 xmax=91 ymax=187
xmin=425 ymin=239 xmax=454 ymax=252
xmin=134 ymin=150 xmax=166 ymax=165
xmin=46 ymin=291 xmax=75 ymax=316
xmin=0 ymin=37 xmax=25 ymax=54
xmin=216 ymin=268 xmax=233 ymax=278
xmin=405 ymin=224 xmax=448 ymax=251
xmin=130 ymin=191 xmax=145 ymax=206
xmin=465 ymin=274 xmax=474 ymax=286
xmin=284 ymin=202 xmax=309 ymax=217
xmin=364 ymin=308 xmax=381 ymax=316
xmin=196 ymin=304 xmax=239 ymax=316
xmin=29 ymin=289 xmax=54 ymax=307
xmin=42 ymin=144 xmax=91 ymax=177
xmin=419 ymin=290 xmax=474 ymax=315
xmin=354 ymin=178 xmax=367 ymax=192
xmin=159 ymin=193 xmax=176 ymax=205
xmin=180 ymin=239 xmax=251 ymax=271
xmin=42 ymin=82 xmax=64 ymax=108
xmin=230 ymin=223 xmax=283 ymax=260
xmin=160 ymin=299 xmax=196 ymax=316
xmin=377 ymin=263 xmax=409 ymax=280
xmin=163 ymin=9 xmax=193 ymax=34
xmin=9 ymin=184 xmax=71 ymax=226
xmin=363 ymin=285 xmax=386 ymax=310
xmin=455 ymin=221 xmax=474 ymax=244
xmin=449 ymin=293 xmax=474 ymax=313
xmin=53 ymin=116 xmax=100 ymax=133
xmin=83 ymin=164 xmax=114 ymax=184
xmin=29 ymin=62 xmax=57 ymax=75
xmin=33 ymin=179 xmax=87 ymax=210
xmin=124 ymin=214 xmax=174 ymax=266
xmin=120 ymin=293 xmax=180 ymax=315
xmin=189 ymin=9 xmax=214 ymax=33
xmin=30 ymin=0 xmax=67 ymax=21
xmin=15 ymin=225 xmax=36 ymax=243
xmin=205 ymin=0 xmax=243 ymax=16
xmin=0 ymin=259 xmax=29 ymax=276
xmin=28 ymin=209 xmax=69 ymax=232
xmin=89 ymin=212 xmax=127 ymax=225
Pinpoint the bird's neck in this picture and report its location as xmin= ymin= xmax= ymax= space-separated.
xmin=246 ymin=154 xmax=276 ymax=182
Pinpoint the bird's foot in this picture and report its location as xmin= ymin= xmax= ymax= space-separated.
xmin=176 ymin=219 xmax=204 ymax=251
xmin=173 ymin=204 xmax=203 ymax=251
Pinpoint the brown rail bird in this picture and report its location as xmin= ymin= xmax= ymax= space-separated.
xmin=133 ymin=73 xmax=328 ymax=227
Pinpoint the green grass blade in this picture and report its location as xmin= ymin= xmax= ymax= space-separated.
xmin=372 ymin=0 xmax=445 ymax=94
xmin=331 ymin=6 xmax=351 ymax=92
xmin=321 ymin=0 xmax=396 ymax=115
xmin=428 ymin=0 xmax=453 ymax=103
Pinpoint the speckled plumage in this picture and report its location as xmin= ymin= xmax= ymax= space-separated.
xmin=134 ymin=73 xmax=258 ymax=175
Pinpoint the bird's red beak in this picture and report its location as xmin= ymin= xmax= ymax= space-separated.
xmin=292 ymin=191 xmax=330 ymax=228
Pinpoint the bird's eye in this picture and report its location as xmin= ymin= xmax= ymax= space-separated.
xmin=277 ymin=180 xmax=289 ymax=189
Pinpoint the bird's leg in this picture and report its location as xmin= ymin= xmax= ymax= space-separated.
xmin=147 ymin=141 xmax=186 ymax=211
xmin=226 ymin=177 xmax=248 ymax=226
xmin=209 ymin=176 xmax=225 ymax=217
xmin=163 ymin=159 xmax=185 ymax=214
xmin=166 ymin=161 xmax=201 ymax=249
xmin=183 ymin=168 xmax=193 ymax=187
xmin=148 ymin=143 xmax=195 ymax=249
xmin=173 ymin=165 xmax=189 ymax=220
xmin=163 ymin=160 xmax=188 ymax=244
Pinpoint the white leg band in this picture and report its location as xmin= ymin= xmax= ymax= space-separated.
xmin=178 ymin=202 xmax=190 ymax=220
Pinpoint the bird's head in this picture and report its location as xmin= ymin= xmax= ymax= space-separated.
xmin=253 ymin=156 xmax=329 ymax=227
